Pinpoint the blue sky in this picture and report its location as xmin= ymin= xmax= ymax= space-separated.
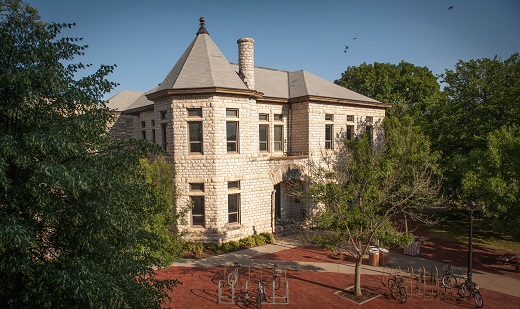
xmin=27 ymin=0 xmax=520 ymax=99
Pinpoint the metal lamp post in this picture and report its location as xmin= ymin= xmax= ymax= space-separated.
xmin=467 ymin=200 xmax=476 ymax=285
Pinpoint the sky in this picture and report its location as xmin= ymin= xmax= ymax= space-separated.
xmin=27 ymin=0 xmax=520 ymax=100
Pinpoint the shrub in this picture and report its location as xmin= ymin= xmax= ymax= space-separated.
xmin=239 ymin=236 xmax=256 ymax=247
xmin=259 ymin=232 xmax=274 ymax=244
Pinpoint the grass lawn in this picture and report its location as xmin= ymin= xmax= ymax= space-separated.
xmin=422 ymin=210 xmax=520 ymax=252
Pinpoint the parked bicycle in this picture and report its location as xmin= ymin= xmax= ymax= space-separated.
xmin=227 ymin=262 xmax=240 ymax=286
xmin=459 ymin=278 xmax=484 ymax=308
xmin=387 ymin=276 xmax=407 ymax=303
xmin=256 ymin=279 xmax=267 ymax=308
xmin=272 ymin=264 xmax=282 ymax=290
xmin=441 ymin=264 xmax=458 ymax=288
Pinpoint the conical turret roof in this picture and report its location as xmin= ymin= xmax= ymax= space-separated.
xmin=154 ymin=18 xmax=248 ymax=92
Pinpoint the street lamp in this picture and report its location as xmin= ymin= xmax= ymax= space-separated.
xmin=467 ymin=200 xmax=477 ymax=285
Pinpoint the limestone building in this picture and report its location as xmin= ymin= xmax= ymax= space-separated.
xmin=107 ymin=18 xmax=391 ymax=242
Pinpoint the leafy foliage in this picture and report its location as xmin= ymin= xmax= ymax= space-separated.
xmin=301 ymin=116 xmax=442 ymax=296
xmin=335 ymin=61 xmax=442 ymax=119
xmin=430 ymin=54 xmax=520 ymax=195
xmin=0 ymin=1 xmax=180 ymax=307
xmin=462 ymin=126 xmax=520 ymax=239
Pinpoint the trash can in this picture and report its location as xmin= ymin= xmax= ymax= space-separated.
xmin=369 ymin=248 xmax=379 ymax=266
xmin=403 ymin=238 xmax=420 ymax=256
xmin=379 ymin=248 xmax=389 ymax=266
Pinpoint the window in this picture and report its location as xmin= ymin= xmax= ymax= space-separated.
xmin=160 ymin=111 xmax=166 ymax=120
xmin=228 ymin=194 xmax=240 ymax=224
xmin=188 ymin=122 xmax=203 ymax=153
xmin=325 ymin=124 xmax=333 ymax=149
xmin=190 ymin=183 xmax=204 ymax=192
xmin=152 ymin=129 xmax=156 ymax=144
xmin=346 ymin=125 xmax=354 ymax=140
xmin=228 ymin=181 xmax=240 ymax=189
xmin=228 ymin=181 xmax=240 ymax=224
xmin=366 ymin=116 xmax=373 ymax=123
xmin=151 ymin=120 xmax=155 ymax=127
xmin=226 ymin=109 xmax=238 ymax=118
xmin=188 ymin=108 xmax=202 ymax=117
xmin=226 ymin=122 xmax=238 ymax=152
xmin=274 ymin=125 xmax=283 ymax=151
xmin=141 ymin=121 xmax=146 ymax=128
xmin=161 ymin=123 xmax=167 ymax=150
xmin=325 ymin=114 xmax=333 ymax=121
xmin=259 ymin=113 xmax=269 ymax=121
xmin=141 ymin=130 xmax=146 ymax=140
xmin=190 ymin=196 xmax=205 ymax=227
xmin=190 ymin=183 xmax=204 ymax=227
xmin=366 ymin=125 xmax=373 ymax=146
xmin=274 ymin=114 xmax=283 ymax=121
xmin=259 ymin=124 xmax=268 ymax=152
xmin=347 ymin=115 xmax=354 ymax=122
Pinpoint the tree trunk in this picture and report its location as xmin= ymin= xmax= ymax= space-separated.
xmin=354 ymin=258 xmax=362 ymax=296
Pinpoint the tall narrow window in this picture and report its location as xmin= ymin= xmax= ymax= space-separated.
xmin=227 ymin=122 xmax=238 ymax=152
xmin=161 ymin=123 xmax=167 ymax=150
xmin=259 ymin=124 xmax=268 ymax=152
xmin=188 ymin=122 xmax=203 ymax=153
xmin=160 ymin=111 xmax=166 ymax=120
xmin=190 ymin=196 xmax=205 ymax=227
xmin=274 ymin=125 xmax=283 ymax=151
xmin=346 ymin=125 xmax=354 ymax=140
xmin=325 ymin=124 xmax=333 ymax=149
xmin=228 ymin=194 xmax=240 ymax=224
xmin=152 ymin=129 xmax=156 ymax=144
xmin=190 ymin=183 xmax=204 ymax=227
xmin=366 ymin=125 xmax=373 ymax=146
xmin=141 ymin=130 xmax=146 ymax=140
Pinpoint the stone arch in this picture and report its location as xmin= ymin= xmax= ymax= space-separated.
xmin=268 ymin=162 xmax=305 ymax=186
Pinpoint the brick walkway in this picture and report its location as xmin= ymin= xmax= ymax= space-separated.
xmin=157 ymin=265 xmax=520 ymax=308
xmin=157 ymin=236 xmax=520 ymax=308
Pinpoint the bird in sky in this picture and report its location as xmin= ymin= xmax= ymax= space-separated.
xmin=353 ymin=37 xmax=357 ymax=40
xmin=448 ymin=6 xmax=453 ymax=10
xmin=343 ymin=45 xmax=349 ymax=53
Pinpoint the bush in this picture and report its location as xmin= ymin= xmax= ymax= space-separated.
xmin=183 ymin=241 xmax=204 ymax=256
xmin=222 ymin=240 xmax=241 ymax=253
xmin=259 ymin=232 xmax=274 ymax=244
xmin=239 ymin=236 xmax=257 ymax=247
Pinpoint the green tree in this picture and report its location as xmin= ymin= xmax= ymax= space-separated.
xmin=0 ymin=1 xmax=179 ymax=307
xmin=432 ymin=54 xmax=520 ymax=196
xmin=301 ymin=116 xmax=442 ymax=297
xmin=462 ymin=126 xmax=520 ymax=239
xmin=334 ymin=61 xmax=442 ymax=120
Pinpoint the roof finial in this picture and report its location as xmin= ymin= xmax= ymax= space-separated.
xmin=197 ymin=17 xmax=209 ymax=35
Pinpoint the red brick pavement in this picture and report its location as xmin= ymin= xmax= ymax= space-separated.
xmin=156 ymin=266 xmax=520 ymax=308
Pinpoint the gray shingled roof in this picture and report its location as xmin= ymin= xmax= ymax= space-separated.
xmin=288 ymin=70 xmax=380 ymax=103
xmin=106 ymin=90 xmax=144 ymax=111
xmin=156 ymin=33 xmax=248 ymax=91
xmin=115 ymin=25 xmax=384 ymax=113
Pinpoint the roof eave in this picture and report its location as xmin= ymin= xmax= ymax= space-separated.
xmin=146 ymin=87 xmax=263 ymax=101
xmin=289 ymin=95 xmax=392 ymax=108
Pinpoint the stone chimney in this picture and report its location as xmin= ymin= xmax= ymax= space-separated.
xmin=237 ymin=37 xmax=255 ymax=90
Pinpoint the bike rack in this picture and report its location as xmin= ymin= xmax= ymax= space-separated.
xmin=217 ymin=265 xmax=289 ymax=305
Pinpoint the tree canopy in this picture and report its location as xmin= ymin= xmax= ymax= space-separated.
xmin=301 ymin=115 xmax=442 ymax=296
xmin=0 ymin=1 xmax=180 ymax=307
xmin=335 ymin=61 xmax=442 ymax=119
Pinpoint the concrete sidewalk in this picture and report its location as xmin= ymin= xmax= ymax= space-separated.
xmin=171 ymin=238 xmax=520 ymax=298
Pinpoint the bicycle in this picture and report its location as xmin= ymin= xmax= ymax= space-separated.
xmin=227 ymin=262 xmax=240 ymax=286
xmin=256 ymin=279 xmax=267 ymax=308
xmin=441 ymin=265 xmax=458 ymax=288
xmin=272 ymin=264 xmax=282 ymax=290
xmin=387 ymin=276 xmax=407 ymax=303
xmin=459 ymin=278 xmax=484 ymax=308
